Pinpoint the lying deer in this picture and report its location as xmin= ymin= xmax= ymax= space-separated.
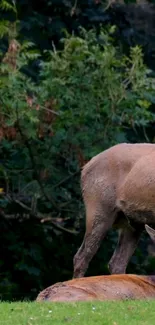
xmin=73 ymin=143 xmax=155 ymax=278
xmin=36 ymin=225 xmax=155 ymax=302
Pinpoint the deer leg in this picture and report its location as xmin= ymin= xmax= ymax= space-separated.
xmin=73 ymin=207 xmax=117 ymax=278
xmin=108 ymin=225 xmax=143 ymax=274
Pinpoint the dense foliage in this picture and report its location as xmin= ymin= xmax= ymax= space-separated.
xmin=1 ymin=0 xmax=155 ymax=301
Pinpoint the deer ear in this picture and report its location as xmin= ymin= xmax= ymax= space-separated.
xmin=145 ymin=225 xmax=155 ymax=243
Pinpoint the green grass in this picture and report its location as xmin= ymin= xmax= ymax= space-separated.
xmin=0 ymin=300 xmax=155 ymax=325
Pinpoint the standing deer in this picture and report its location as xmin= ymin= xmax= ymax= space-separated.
xmin=73 ymin=143 xmax=155 ymax=278
xmin=36 ymin=225 xmax=155 ymax=302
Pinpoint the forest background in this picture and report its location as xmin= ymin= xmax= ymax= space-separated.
xmin=1 ymin=0 xmax=155 ymax=301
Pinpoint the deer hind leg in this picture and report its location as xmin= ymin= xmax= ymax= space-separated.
xmin=108 ymin=223 xmax=143 ymax=274
xmin=73 ymin=202 xmax=117 ymax=278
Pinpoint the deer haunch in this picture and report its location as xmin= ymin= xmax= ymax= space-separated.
xmin=73 ymin=143 xmax=155 ymax=278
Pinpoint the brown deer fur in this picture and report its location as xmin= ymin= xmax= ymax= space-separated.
xmin=36 ymin=274 xmax=155 ymax=302
xmin=36 ymin=225 xmax=155 ymax=302
xmin=73 ymin=143 xmax=155 ymax=278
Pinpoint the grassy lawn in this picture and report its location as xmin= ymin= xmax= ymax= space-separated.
xmin=0 ymin=300 xmax=155 ymax=325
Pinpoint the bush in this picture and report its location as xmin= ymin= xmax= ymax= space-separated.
xmin=0 ymin=26 xmax=155 ymax=300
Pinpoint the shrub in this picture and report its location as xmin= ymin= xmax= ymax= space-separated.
xmin=0 ymin=26 xmax=155 ymax=300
